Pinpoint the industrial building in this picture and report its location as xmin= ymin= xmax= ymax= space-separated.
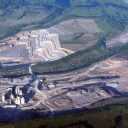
xmin=2 ymin=86 xmax=25 ymax=106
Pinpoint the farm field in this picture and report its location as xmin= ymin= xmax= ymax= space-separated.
xmin=0 ymin=0 xmax=128 ymax=46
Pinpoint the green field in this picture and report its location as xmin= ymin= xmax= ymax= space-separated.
xmin=0 ymin=0 xmax=128 ymax=43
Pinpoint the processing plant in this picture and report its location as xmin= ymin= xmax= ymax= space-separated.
xmin=2 ymin=86 xmax=25 ymax=108
xmin=0 ymin=29 xmax=73 ymax=64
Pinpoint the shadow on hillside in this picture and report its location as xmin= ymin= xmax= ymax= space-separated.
xmin=0 ymin=107 xmax=50 ymax=123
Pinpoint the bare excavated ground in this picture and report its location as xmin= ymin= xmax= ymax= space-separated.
xmin=34 ymin=57 xmax=128 ymax=111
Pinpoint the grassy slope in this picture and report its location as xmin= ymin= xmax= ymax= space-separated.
xmin=1 ymin=98 xmax=128 ymax=128
xmin=0 ymin=0 xmax=128 ymax=41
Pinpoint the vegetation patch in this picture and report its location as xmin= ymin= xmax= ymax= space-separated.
xmin=0 ymin=68 xmax=30 ymax=78
xmin=32 ymin=39 xmax=128 ymax=74
xmin=1 ymin=98 xmax=128 ymax=128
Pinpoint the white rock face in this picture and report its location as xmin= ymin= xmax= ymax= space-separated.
xmin=31 ymin=30 xmax=67 ymax=60
xmin=28 ymin=29 xmax=73 ymax=61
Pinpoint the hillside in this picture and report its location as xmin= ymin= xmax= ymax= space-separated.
xmin=0 ymin=0 xmax=128 ymax=44
xmin=1 ymin=39 xmax=128 ymax=77
xmin=1 ymin=98 xmax=128 ymax=128
xmin=32 ymin=39 xmax=128 ymax=74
